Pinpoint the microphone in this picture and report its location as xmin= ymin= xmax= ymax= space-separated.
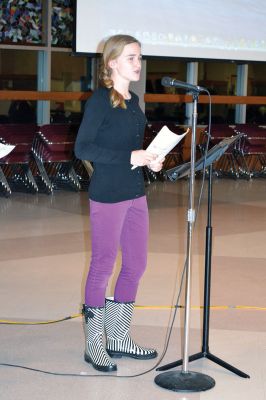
xmin=161 ymin=76 xmax=206 ymax=92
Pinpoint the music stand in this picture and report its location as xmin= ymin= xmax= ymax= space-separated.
xmin=165 ymin=135 xmax=244 ymax=181
xmin=156 ymin=134 xmax=250 ymax=380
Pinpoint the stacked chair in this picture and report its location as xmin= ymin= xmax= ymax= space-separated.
xmin=0 ymin=123 xmax=91 ymax=196
xmin=0 ymin=123 xmax=39 ymax=196
xmin=198 ymin=124 xmax=242 ymax=178
xmin=1 ymin=121 xmax=265 ymax=196
xmin=0 ymin=165 xmax=9 ymax=197
xmin=32 ymin=123 xmax=83 ymax=194
xmin=233 ymin=124 xmax=266 ymax=178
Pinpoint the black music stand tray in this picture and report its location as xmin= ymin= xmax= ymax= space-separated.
xmin=156 ymin=134 xmax=250 ymax=379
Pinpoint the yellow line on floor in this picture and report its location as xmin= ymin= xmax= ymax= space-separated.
xmin=0 ymin=314 xmax=81 ymax=325
xmin=136 ymin=305 xmax=266 ymax=310
xmin=0 ymin=305 xmax=265 ymax=325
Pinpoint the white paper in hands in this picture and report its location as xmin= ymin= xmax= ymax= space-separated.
xmin=0 ymin=143 xmax=16 ymax=159
xmin=131 ymin=125 xmax=189 ymax=170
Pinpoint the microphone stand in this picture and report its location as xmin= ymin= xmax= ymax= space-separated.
xmin=156 ymin=161 xmax=250 ymax=379
xmin=154 ymin=92 xmax=215 ymax=392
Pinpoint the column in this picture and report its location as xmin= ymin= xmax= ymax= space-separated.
xmin=37 ymin=0 xmax=52 ymax=125
xmin=235 ymin=64 xmax=248 ymax=123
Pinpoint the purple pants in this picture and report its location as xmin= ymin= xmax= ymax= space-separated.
xmin=85 ymin=196 xmax=149 ymax=307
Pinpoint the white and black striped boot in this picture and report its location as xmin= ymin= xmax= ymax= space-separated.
xmin=105 ymin=298 xmax=158 ymax=360
xmin=83 ymin=304 xmax=117 ymax=372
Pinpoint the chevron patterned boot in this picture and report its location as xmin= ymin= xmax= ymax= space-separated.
xmin=83 ymin=304 xmax=117 ymax=372
xmin=105 ymin=298 xmax=158 ymax=359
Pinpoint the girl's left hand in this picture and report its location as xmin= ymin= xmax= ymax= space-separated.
xmin=148 ymin=157 xmax=165 ymax=172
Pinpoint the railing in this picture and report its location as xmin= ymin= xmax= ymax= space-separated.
xmin=0 ymin=91 xmax=266 ymax=105
xmin=0 ymin=91 xmax=92 ymax=101
xmin=144 ymin=94 xmax=266 ymax=105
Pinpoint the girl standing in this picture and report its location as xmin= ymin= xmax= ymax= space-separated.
xmin=75 ymin=34 xmax=164 ymax=372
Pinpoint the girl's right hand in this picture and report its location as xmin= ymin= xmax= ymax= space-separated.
xmin=130 ymin=149 xmax=157 ymax=167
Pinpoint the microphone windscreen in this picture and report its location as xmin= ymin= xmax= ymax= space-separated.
xmin=161 ymin=76 xmax=172 ymax=87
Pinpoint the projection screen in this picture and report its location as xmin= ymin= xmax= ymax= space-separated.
xmin=74 ymin=0 xmax=266 ymax=62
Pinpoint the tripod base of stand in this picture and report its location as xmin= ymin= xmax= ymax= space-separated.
xmin=154 ymin=370 xmax=215 ymax=392
xmin=156 ymin=351 xmax=250 ymax=378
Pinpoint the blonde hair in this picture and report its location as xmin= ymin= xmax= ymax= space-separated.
xmin=99 ymin=34 xmax=141 ymax=109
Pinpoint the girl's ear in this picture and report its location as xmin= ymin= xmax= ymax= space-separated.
xmin=108 ymin=59 xmax=116 ymax=69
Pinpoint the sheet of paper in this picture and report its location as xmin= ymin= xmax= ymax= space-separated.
xmin=131 ymin=125 xmax=189 ymax=169
xmin=0 ymin=143 xmax=16 ymax=159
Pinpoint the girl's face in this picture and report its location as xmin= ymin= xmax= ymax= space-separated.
xmin=109 ymin=42 xmax=142 ymax=84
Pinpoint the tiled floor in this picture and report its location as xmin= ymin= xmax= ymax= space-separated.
xmin=0 ymin=178 xmax=265 ymax=400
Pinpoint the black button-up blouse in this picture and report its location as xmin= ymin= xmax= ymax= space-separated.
xmin=74 ymin=87 xmax=147 ymax=203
